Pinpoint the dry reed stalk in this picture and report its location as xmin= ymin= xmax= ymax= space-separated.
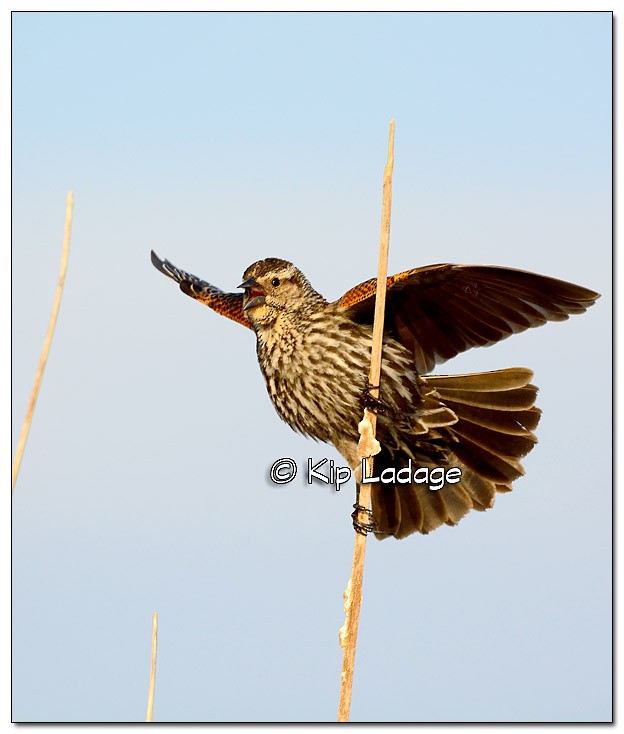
xmin=146 ymin=611 xmax=159 ymax=722
xmin=12 ymin=192 xmax=74 ymax=493
xmin=337 ymin=121 xmax=395 ymax=722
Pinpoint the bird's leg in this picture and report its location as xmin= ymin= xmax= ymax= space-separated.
xmin=359 ymin=381 xmax=389 ymax=416
xmin=351 ymin=483 xmax=379 ymax=535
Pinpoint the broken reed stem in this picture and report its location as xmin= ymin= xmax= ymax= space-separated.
xmin=146 ymin=611 xmax=159 ymax=722
xmin=337 ymin=120 xmax=395 ymax=722
xmin=12 ymin=192 xmax=74 ymax=493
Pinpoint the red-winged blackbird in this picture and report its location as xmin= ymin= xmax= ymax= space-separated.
xmin=151 ymin=251 xmax=599 ymax=539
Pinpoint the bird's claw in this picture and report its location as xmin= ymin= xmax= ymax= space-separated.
xmin=360 ymin=382 xmax=389 ymax=415
xmin=351 ymin=503 xmax=380 ymax=535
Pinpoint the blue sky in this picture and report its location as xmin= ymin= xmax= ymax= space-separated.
xmin=12 ymin=11 xmax=611 ymax=723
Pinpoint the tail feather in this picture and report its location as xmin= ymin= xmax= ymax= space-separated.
xmin=435 ymin=401 xmax=540 ymax=436
xmin=461 ymin=468 xmax=498 ymax=509
xmin=452 ymin=418 xmax=537 ymax=457
xmin=371 ymin=367 xmax=541 ymax=539
xmin=452 ymin=435 xmax=524 ymax=483
xmin=437 ymin=483 xmax=474 ymax=524
xmin=429 ymin=366 xmax=534 ymax=391
xmin=438 ymin=387 xmax=537 ymax=411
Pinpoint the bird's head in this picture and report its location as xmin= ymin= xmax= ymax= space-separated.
xmin=239 ymin=258 xmax=325 ymax=327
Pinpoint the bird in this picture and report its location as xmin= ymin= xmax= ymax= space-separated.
xmin=151 ymin=250 xmax=599 ymax=540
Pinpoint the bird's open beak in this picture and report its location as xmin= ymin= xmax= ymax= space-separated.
xmin=239 ymin=276 xmax=267 ymax=311
xmin=243 ymin=295 xmax=266 ymax=311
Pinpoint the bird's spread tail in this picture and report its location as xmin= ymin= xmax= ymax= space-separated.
xmin=371 ymin=367 xmax=541 ymax=539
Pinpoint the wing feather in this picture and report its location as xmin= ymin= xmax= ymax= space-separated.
xmin=151 ymin=251 xmax=252 ymax=330
xmin=336 ymin=263 xmax=599 ymax=373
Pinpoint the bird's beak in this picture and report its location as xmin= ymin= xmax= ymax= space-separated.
xmin=243 ymin=295 xmax=266 ymax=311
xmin=239 ymin=276 xmax=267 ymax=311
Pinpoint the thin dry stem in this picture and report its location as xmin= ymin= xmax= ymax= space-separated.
xmin=146 ymin=611 xmax=158 ymax=722
xmin=12 ymin=192 xmax=74 ymax=493
xmin=338 ymin=120 xmax=395 ymax=722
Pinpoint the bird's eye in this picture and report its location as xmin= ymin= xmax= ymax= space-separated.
xmin=271 ymin=277 xmax=280 ymax=287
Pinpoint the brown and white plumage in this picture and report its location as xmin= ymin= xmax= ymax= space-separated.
xmin=151 ymin=251 xmax=599 ymax=539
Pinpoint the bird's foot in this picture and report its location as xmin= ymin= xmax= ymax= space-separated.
xmin=351 ymin=503 xmax=379 ymax=535
xmin=360 ymin=382 xmax=389 ymax=415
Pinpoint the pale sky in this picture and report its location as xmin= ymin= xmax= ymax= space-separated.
xmin=12 ymin=11 xmax=611 ymax=723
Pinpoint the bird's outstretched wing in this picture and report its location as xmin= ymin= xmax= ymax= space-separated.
xmin=151 ymin=251 xmax=252 ymax=329
xmin=335 ymin=264 xmax=600 ymax=374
